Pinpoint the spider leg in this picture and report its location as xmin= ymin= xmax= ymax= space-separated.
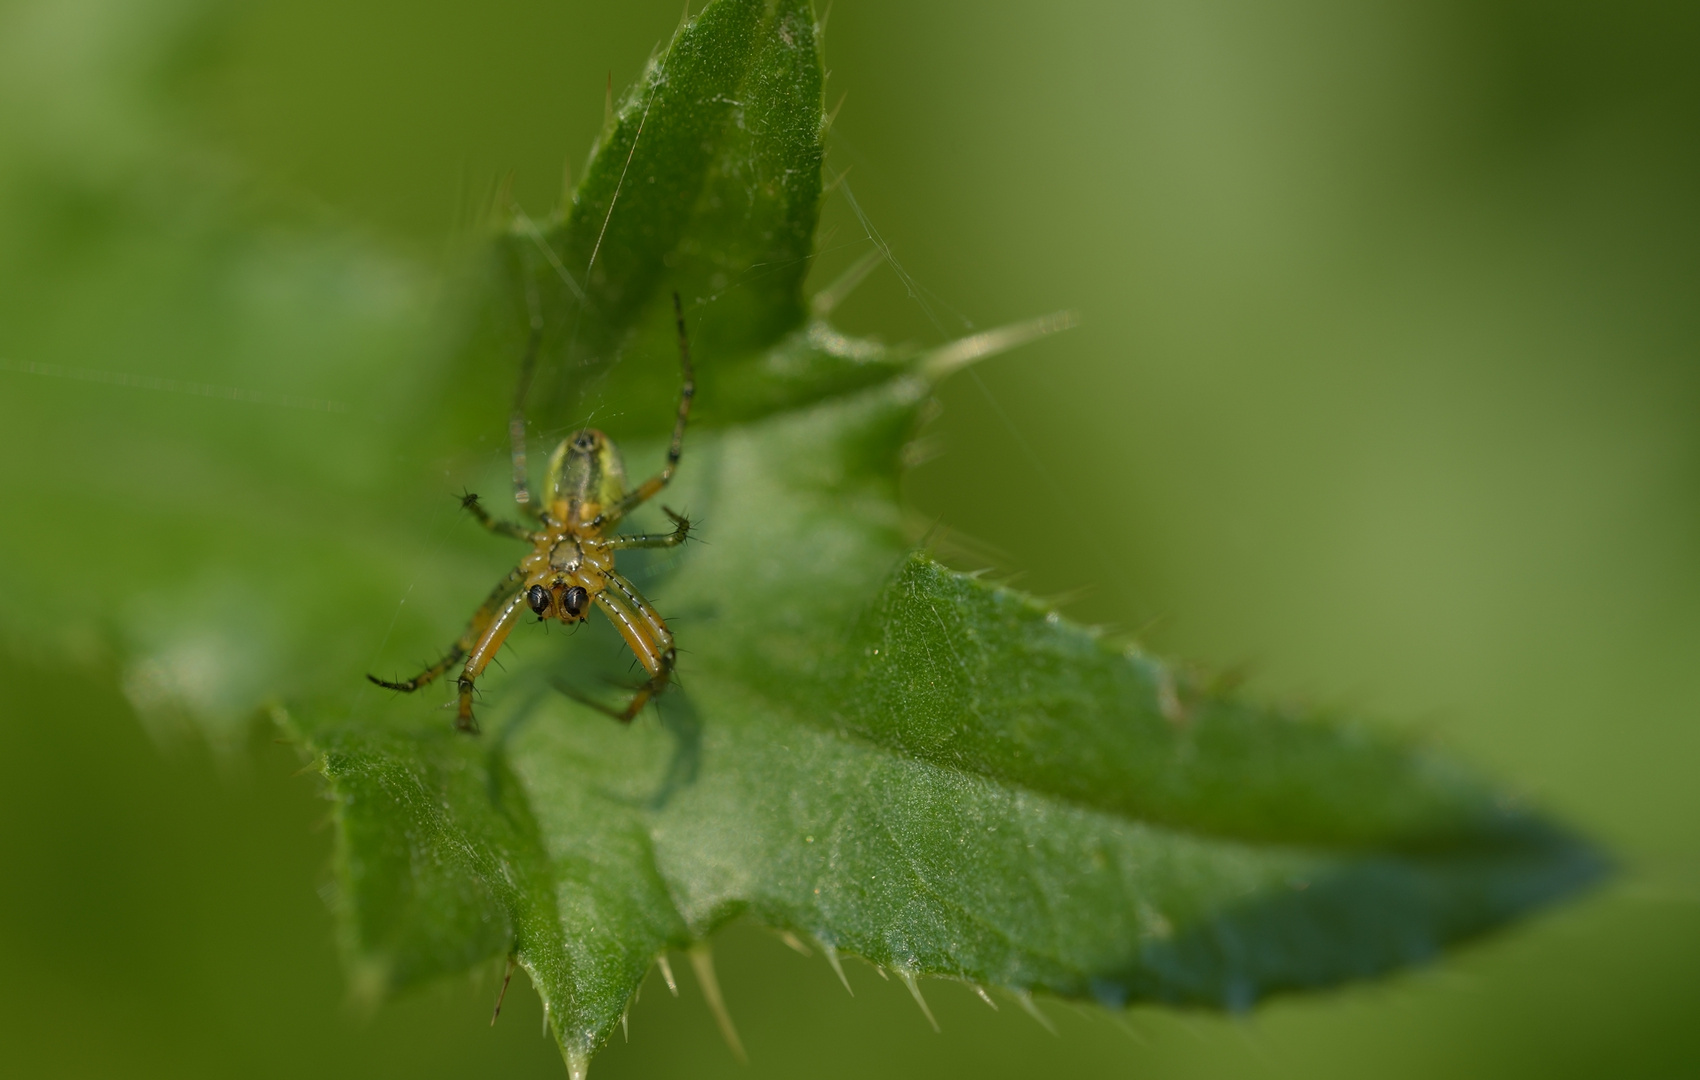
xmin=366 ymin=566 xmax=526 ymax=710
xmin=576 ymin=581 xmax=675 ymax=724
xmin=560 ymin=677 xmax=664 ymax=724
xmin=606 ymin=292 xmax=694 ymax=522
xmin=453 ymin=588 xmax=532 ymax=733
xmin=601 ymin=507 xmax=691 ymax=551
xmin=602 ymin=569 xmax=675 ymax=657
xmin=366 ymin=648 xmax=466 ymax=696
xmin=460 ymin=491 xmax=535 ymax=541
xmin=510 ymin=264 xmax=544 ymax=515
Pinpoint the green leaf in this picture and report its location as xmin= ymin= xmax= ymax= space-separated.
xmin=0 ymin=0 xmax=1604 ymax=1076
xmin=301 ymin=372 xmax=1601 ymax=1067
xmin=446 ymin=0 xmax=839 ymax=453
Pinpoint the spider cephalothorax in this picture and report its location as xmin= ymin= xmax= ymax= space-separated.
xmin=368 ymin=295 xmax=695 ymax=733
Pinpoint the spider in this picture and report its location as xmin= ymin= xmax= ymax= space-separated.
xmin=368 ymin=293 xmax=695 ymax=733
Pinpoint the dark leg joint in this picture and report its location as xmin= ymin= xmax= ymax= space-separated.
xmin=455 ymin=676 xmax=481 ymax=734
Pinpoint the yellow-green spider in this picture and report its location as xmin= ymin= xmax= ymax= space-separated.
xmin=369 ymin=294 xmax=695 ymax=732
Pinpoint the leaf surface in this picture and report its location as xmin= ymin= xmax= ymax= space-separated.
xmin=306 ymin=372 xmax=1600 ymax=1066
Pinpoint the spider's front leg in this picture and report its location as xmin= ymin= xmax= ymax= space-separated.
xmin=563 ymin=569 xmax=677 ymax=724
xmin=452 ymin=587 xmax=533 ymax=733
xmin=367 ymin=566 xmax=527 ymax=731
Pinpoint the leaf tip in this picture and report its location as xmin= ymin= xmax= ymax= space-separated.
xmin=656 ymin=953 xmax=679 ymax=996
xmin=921 ymin=310 xmax=1081 ymax=383
xmin=1012 ymin=990 xmax=1058 ymax=1036
xmin=344 ymin=955 xmax=391 ymax=1018
xmin=810 ymin=246 xmax=882 ymax=316
xmin=689 ymin=944 xmax=747 ymax=1063
xmin=897 ymin=969 xmax=939 ymax=1032
xmin=820 ymin=942 xmax=853 ymax=996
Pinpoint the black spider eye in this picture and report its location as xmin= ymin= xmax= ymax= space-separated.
xmin=561 ymin=585 xmax=589 ymax=617
xmin=525 ymin=584 xmax=551 ymax=616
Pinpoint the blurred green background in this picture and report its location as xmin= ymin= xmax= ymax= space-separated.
xmin=2 ymin=0 xmax=1697 ymax=1076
